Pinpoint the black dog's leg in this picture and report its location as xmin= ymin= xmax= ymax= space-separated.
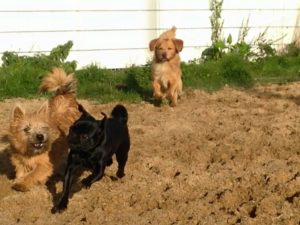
xmin=106 ymin=158 xmax=113 ymax=166
xmin=51 ymin=154 xmax=79 ymax=213
xmin=116 ymin=152 xmax=128 ymax=178
xmin=115 ymin=141 xmax=130 ymax=178
xmin=81 ymin=161 xmax=105 ymax=189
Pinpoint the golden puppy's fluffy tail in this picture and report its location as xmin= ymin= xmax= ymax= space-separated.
xmin=38 ymin=67 xmax=77 ymax=95
xmin=159 ymin=26 xmax=177 ymax=39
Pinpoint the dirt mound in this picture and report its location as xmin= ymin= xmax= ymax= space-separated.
xmin=1 ymin=82 xmax=300 ymax=225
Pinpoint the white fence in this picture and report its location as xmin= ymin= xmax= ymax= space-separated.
xmin=0 ymin=0 xmax=299 ymax=68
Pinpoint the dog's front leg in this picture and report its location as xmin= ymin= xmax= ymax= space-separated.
xmin=51 ymin=154 xmax=79 ymax=213
xmin=167 ymin=79 xmax=179 ymax=107
xmin=152 ymin=79 xmax=163 ymax=100
xmin=12 ymin=164 xmax=52 ymax=192
xmin=81 ymin=161 xmax=105 ymax=189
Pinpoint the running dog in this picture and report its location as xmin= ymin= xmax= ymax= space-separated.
xmin=149 ymin=26 xmax=184 ymax=106
xmin=7 ymin=68 xmax=80 ymax=191
xmin=52 ymin=104 xmax=130 ymax=213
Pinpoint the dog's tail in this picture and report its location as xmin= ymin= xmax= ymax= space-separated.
xmin=111 ymin=104 xmax=128 ymax=125
xmin=38 ymin=67 xmax=77 ymax=96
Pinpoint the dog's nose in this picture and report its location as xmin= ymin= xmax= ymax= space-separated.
xmin=162 ymin=52 xmax=167 ymax=58
xmin=36 ymin=134 xmax=44 ymax=141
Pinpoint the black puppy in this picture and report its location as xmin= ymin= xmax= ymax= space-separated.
xmin=51 ymin=104 xmax=130 ymax=213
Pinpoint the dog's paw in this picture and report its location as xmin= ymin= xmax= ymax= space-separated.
xmin=109 ymin=176 xmax=118 ymax=181
xmin=116 ymin=171 xmax=125 ymax=178
xmin=81 ymin=178 xmax=92 ymax=189
xmin=153 ymin=92 xmax=163 ymax=100
xmin=153 ymin=98 xmax=163 ymax=107
xmin=170 ymin=101 xmax=177 ymax=107
xmin=51 ymin=197 xmax=69 ymax=214
xmin=51 ymin=203 xmax=67 ymax=214
xmin=12 ymin=182 xmax=30 ymax=192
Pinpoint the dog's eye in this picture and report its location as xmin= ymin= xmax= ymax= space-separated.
xmin=23 ymin=126 xmax=31 ymax=133
xmin=81 ymin=134 xmax=89 ymax=140
xmin=168 ymin=47 xmax=172 ymax=50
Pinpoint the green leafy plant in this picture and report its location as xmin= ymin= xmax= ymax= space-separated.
xmin=1 ymin=41 xmax=76 ymax=72
xmin=202 ymin=10 xmax=253 ymax=61
xmin=228 ymin=18 xmax=252 ymax=59
xmin=0 ymin=41 xmax=77 ymax=99
xmin=201 ymin=0 xmax=225 ymax=60
xmin=252 ymin=28 xmax=276 ymax=60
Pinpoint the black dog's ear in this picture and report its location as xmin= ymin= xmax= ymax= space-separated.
xmin=101 ymin=112 xmax=107 ymax=119
xmin=97 ymin=112 xmax=107 ymax=130
xmin=78 ymin=104 xmax=96 ymax=121
xmin=78 ymin=104 xmax=88 ymax=115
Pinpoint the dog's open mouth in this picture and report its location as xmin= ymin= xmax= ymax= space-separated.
xmin=157 ymin=55 xmax=168 ymax=62
xmin=32 ymin=142 xmax=45 ymax=149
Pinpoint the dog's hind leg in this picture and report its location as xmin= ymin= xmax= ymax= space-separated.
xmin=177 ymin=77 xmax=183 ymax=99
xmin=115 ymin=140 xmax=130 ymax=178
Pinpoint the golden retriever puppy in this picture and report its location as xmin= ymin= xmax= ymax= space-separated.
xmin=7 ymin=68 xmax=81 ymax=191
xmin=149 ymin=27 xmax=184 ymax=106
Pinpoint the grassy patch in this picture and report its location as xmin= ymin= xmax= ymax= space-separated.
xmin=220 ymin=53 xmax=254 ymax=88
xmin=75 ymin=64 xmax=152 ymax=103
xmin=251 ymin=55 xmax=300 ymax=83
xmin=182 ymin=60 xmax=225 ymax=92
xmin=1 ymin=41 xmax=300 ymax=102
xmin=0 ymin=41 xmax=76 ymax=100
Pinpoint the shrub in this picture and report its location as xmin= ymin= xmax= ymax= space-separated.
xmin=0 ymin=41 xmax=77 ymax=99
xmin=219 ymin=53 xmax=254 ymax=88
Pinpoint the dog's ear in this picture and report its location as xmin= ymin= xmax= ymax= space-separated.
xmin=97 ymin=112 xmax=107 ymax=130
xmin=37 ymin=101 xmax=49 ymax=115
xmin=173 ymin=39 xmax=184 ymax=52
xmin=78 ymin=104 xmax=89 ymax=116
xmin=101 ymin=112 xmax=107 ymax=120
xmin=149 ymin=38 xmax=159 ymax=51
xmin=11 ymin=104 xmax=25 ymax=121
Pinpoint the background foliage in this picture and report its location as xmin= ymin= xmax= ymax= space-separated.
xmin=0 ymin=1 xmax=300 ymax=101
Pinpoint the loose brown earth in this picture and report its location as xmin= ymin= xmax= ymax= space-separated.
xmin=1 ymin=82 xmax=300 ymax=225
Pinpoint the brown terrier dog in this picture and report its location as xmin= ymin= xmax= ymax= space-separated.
xmin=7 ymin=68 xmax=81 ymax=191
xmin=149 ymin=27 xmax=184 ymax=106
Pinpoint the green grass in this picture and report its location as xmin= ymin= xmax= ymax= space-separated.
xmin=251 ymin=55 xmax=300 ymax=83
xmin=182 ymin=60 xmax=225 ymax=91
xmin=182 ymin=53 xmax=254 ymax=91
xmin=0 ymin=41 xmax=76 ymax=100
xmin=75 ymin=64 xmax=152 ymax=103
xmin=1 ymin=41 xmax=300 ymax=102
xmin=220 ymin=53 xmax=254 ymax=88
xmin=0 ymin=66 xmax=43 ymax=99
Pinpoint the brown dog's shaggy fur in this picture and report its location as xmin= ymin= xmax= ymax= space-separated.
xmin=7 ymin=68 xmax=81 ymax=191
xmin=149 ymin=27 xmax=184 ymax=106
